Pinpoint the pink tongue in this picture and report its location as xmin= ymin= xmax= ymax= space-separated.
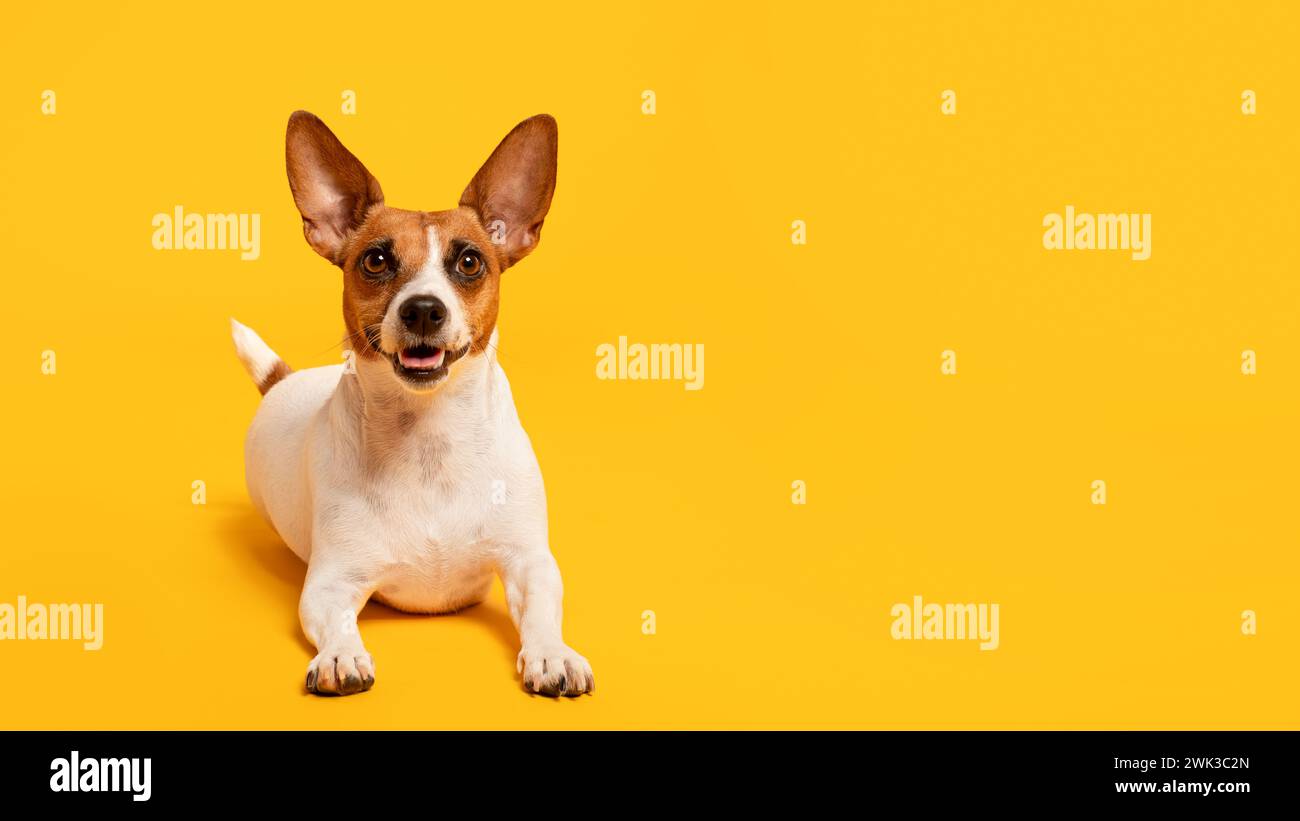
xmin=400 ymin=348 xmax=445 ymax=369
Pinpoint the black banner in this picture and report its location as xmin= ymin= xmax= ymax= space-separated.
xmin=0 ymin=731 xmax=1287 ymax=807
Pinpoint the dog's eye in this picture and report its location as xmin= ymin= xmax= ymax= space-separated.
xmin=361 ymin=248 xmax=391 ymax=276
xmin=456 ymin=250 xmax=483 ymax=278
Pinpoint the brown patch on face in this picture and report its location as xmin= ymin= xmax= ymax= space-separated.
xmin=336 ymin=206 xmax=432 ymax=360
xmin=425 ymin=207 xmax=503 ymax=354
xmin=334 ymin=205 xmax=504 ymax=360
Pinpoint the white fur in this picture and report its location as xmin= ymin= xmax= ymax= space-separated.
xmin=238 ymin=323 xmax=592 ymax=696
xmin=379 ymin=227 xmax=474 ymax=355
xmin=230 ymin=318 xmax=280 ymax=387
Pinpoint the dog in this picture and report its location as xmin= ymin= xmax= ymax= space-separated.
xmin=231 ymin=111 xmax=592 ymax=697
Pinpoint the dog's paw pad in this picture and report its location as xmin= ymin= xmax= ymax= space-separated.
xmin=518 ymin=645 xmax=594 ymax=697
xmin=306 ymin=651 xmax=375 ymax=696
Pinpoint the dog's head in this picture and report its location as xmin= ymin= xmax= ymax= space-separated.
xmin=285 ymin=111 xmax=557 ymax=391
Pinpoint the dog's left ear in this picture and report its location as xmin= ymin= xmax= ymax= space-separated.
xmin=460 ymin=115 xmax=558 ymax=269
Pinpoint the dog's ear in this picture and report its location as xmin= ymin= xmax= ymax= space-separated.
xmin=285 ymin=111 xmax=384 ymax=262
xmin=460 ymin=114 xmax=557 ymax=269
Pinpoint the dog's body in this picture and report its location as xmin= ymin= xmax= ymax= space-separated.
xmin=239 ymin=328 xmax=541 ymax=616
xmin=232 ymin=112 xmax=591 ymax=697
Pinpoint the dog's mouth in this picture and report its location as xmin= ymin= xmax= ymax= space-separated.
xmin=399 ymin=344 xmax=445 ymax=371
xmin=390 ymin=342 xmax=470 ymax=386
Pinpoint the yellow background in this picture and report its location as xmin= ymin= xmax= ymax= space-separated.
xmin=0 ymin=1 xmax=1295 ymax=729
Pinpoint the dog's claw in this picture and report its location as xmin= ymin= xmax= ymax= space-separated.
xmin=306 ymin=651 xmax=375 ymax=696
xmin=519 ymin=645 xmax=594 ymax=698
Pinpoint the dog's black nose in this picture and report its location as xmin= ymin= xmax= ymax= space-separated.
xmin=398 ymin=296 xmax=448 ymax=335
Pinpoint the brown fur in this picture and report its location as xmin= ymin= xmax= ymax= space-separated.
xmin=284 ymin=111 xmax=557 ymax=365
xmin=460 ymin=115 xmax=558 ymax=269
xmin=285 ymin=112 xmax=384 ymax=263
xmin=332 ymin=206 xmax=504 ymax=360
xmin=258 ymin=359 xmax=293 ymax=395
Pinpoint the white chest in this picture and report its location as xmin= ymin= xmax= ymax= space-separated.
xmin=352 ymin=437 xmax=506 ymax=612
xmin=290 ymin=357 xmax=545 ymax=613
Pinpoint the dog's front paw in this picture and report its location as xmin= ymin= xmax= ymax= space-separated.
xmin=517 ymin=644 xmax=594 ymax=697
xmin=306 ymin=649 xmax=375 ymax=696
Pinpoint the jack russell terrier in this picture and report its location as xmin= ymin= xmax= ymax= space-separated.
xmin=231 ymin=111 xmax=592 ymax=697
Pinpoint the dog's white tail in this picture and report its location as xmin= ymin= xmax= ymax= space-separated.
xmin=231 ymin=318 xmax=292 ymax=395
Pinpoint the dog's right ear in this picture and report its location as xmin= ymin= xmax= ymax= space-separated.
xmin=285 ymin=111 xmax=384 ymax=262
